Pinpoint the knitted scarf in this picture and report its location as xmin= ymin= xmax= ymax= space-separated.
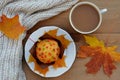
xmin=0 ymin=0 xmax=78 ymax=80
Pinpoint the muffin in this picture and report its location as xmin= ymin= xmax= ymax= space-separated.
xmin=36 ymin=39 xmax=60 ymax=63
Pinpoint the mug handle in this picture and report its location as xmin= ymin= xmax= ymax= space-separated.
xmin=100 ymin=8 xmax=107 ymax=14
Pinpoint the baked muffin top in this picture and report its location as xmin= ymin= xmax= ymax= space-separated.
xmin=36 ymin=39 xmax=60 ymax=63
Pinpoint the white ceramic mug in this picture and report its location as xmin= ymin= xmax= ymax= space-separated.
xmin=69 ymin=2 xmax=107 ymax=34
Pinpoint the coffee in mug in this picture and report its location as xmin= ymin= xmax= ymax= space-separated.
xmin=69 ymin=2 xmax=103 ymax=34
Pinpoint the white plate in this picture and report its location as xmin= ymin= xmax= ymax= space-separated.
xmin=24 ymin=26 xmax=76 ymax=77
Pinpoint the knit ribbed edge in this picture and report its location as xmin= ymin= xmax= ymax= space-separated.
xmin=22 ymin=0 xmax=78 ymax=29
xmin=2 ymin=0 xmax=68 ymax=15
xmin=0 ymin=33 xmax=26 ymax=80
xmin=18 ymin=47 xmax=26 ymax=80
xmin=1 ymin=0 xmax=78 ymax=30
xmin=0 ymin=0 xmax=13 ymax=9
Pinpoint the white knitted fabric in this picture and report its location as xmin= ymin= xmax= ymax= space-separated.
xmin=0 ymin=0 xmax=78 ymax=80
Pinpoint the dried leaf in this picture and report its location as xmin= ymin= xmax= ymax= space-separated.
xmin=77 ymin=35 xmax=120 ymax=76
xmin=84 ymin=35 xmax=104 ymax=48
xmin=28 ymin=54 xmax=49 ymax=76
xmin=47 ymin=29 xmax=71 ymax=49
xmin=34 ymin=61 xmax=49 ymax=76
xmin=28 ymin=54 xmax=36 ymax=63
xmin=103 ymin=53 xmax=116 ymax=77
xmin=53 ymin=56 xmax=66 ymax=69
xmin=86 ymin=52 xmax=104 ymax=74
xmin=0 ymin=15 xmax=25 ymax=39
xmin=106 ymin=46 xmax=120 ymax=62
xmin=77 ymin=46 xmax=101 ymax=58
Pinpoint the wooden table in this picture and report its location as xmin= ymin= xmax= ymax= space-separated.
xmin=23 ymin=0 xmax=120 ymax=80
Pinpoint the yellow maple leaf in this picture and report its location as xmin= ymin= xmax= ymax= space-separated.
xmin=0 ymin=15 xmax=25 ymax=39
xmin=84 ymin=35 xmax=105 ymax=49
xmin=106 ymin=46 xmax=120 ymax=62
xmin=77 ymin=35 xmax=120 ymax=76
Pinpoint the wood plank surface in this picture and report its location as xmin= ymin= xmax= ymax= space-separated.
xmin=23 ymin=0 xmax=120 ymax=80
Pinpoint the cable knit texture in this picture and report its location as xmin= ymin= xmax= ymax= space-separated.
xmin=0 ymin=0 xmax=78 ymax=80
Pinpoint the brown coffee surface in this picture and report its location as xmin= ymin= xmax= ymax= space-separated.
xmin=71 ymin=4 xmax=100 ymax=32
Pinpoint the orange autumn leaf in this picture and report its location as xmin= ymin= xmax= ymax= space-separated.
xmin=85 ymin=52 xmax=104 ymax=74
xmin=103 ymin=53 xmax=116 ymax=76
xmin=77 ymin=35 xmax=120 ymax=76
xmin=28 ymin=54 xmax=49 ymax=76
xmin=28 ymin=54 xmax=36 ymax=63
xmin=0 ymin=15 xmax=25 ymax=39
xmin=34 ymin=61 xmax=49 ymax=76
xmin=47 ymin=29 xmax=71 ymax=49
xmin=53 ymin=56 xmax=66 ymax=69
xmin=77 ymin=46 xmax=102 ymax=58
